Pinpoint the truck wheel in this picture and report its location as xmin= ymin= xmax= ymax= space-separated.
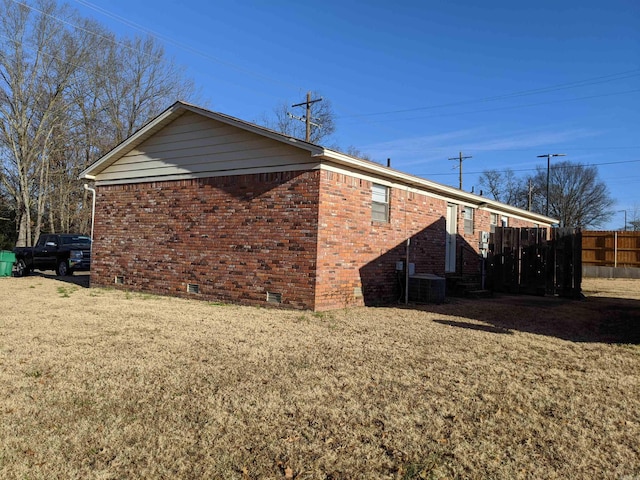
xmin=14 ymin=259 xmax=30 ymax=277
xmin=56 ymin=260 xmax=72 ymax=276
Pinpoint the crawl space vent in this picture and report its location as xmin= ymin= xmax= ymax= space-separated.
xmin=187 ymin=283 xmax=200 ymax=294
xmin=266 ymin=292 xmax=282 ymax=304
xmin=114 ymin=276 xmax=124 ymax=285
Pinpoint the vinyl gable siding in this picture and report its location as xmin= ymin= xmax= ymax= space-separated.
xmin=96 ymin=111 xmax=318 ymax=184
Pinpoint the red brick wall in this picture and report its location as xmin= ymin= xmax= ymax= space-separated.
xmin=314 ymin=171 xmax=546 ymax=310
xmin=315 ymin=170 xmax=449 ymax=311
xmin=91 ymin=171 xmax=321 ymax=309
xmin=91 ymin=167 xmax=546 ymax=311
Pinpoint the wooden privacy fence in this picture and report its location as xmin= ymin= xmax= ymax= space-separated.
xmin=582 ymin=231 xmax=640 ymax=268
xmin=488 ymin=227 xmax=582 ymax=297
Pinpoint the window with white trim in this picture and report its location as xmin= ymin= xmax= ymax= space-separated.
xmin=463 ymin=206 xmax=474 ymax=235
xmin=372 ymin=183 xmax=390 ymax=222
xmin=490 ymin=212 xmax=498 ymax=233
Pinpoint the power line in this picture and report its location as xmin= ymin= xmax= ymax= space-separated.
xmin=448 ymin=152 xmax=472 ymax=190
xmin=8 ymin=0 xmax=301 ymax=96
xmin=71 ymin=0 xmax=301 ymax=90
xmin=8 ymin=0 xmax=160 ymax=61
xmin=340 ymin=89 xmax=640 ymax=126
xmin=337 ymin=69 xmax=640 ymax=120
xmin=3 ymin=0 xmax=299 ymax=113
xmin=416 ymin=158 xmax=640 ymax=177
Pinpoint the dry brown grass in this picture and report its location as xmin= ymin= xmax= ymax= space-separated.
xmin=1 ymin=274 xmax=639 ymax=479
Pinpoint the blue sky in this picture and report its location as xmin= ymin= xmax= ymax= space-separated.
xmin=72 ymin=0 xmax=639 ymax=229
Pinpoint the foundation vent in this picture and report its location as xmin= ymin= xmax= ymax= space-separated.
xmin=114 ymin=276 xmax=124 ymax=285
xmin=187 ymin=283 xmax=200 ymax=294
xmin=266 ymin=292 xmax=282 ymax=304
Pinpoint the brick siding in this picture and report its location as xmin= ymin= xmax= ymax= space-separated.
xmin=91 ymin=171 xmax=321 ymax=310
xmin=314 ymin=171 xmax=543 ymax=310
xmin=91 ymin=168 xmax=543 ymax=311
xmin=315 ymin=171 xmax=448 ymax=310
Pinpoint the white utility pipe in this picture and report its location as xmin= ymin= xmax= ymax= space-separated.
xmin=405 ymin=238 xmax=410 ymax=305
xmin=83 ymin=184 xmax=96 ymax=241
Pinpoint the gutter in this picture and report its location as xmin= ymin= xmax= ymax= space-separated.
xmin=316 ymin=148 xmax=558 ymax=225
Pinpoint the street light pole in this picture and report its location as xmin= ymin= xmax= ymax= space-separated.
xmin=537 ymin=153 xmax=566 ymax=217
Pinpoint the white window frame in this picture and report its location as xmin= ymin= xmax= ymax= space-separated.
xmin=490 ymin=212 xmax=498 ymax=233
xmin=372 ymin=183 xmax=390 ymax=222
xmin=463 ymin=207 xmax=474 ymax=235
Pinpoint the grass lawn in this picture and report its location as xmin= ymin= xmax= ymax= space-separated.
xmin=1 ymin=275 xmax=639 ymax=479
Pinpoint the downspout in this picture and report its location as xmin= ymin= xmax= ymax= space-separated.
xmin=405 ymin=238 xmax=410 ymax=305
xmin=84 ymin=184 xmax=96 ymax=240
xmin=404 ymin=184 xmax=410 ymax=305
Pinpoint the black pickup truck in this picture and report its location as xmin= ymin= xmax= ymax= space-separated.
xmin=14 ymin=234 xmax=92 ymax=277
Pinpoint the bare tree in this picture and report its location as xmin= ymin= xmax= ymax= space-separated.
xmin=49 ymin=31 xmax=196 ymax=236
xmin=343 ymin=145 xmax=373 ymax=162
xmin=0 ymin=182 xmax=15 ymax=249
xmin=262 ymin=91 xmax=336 ymax=144
xmin=628 ymin=204 xmax=640 ymax=231
xmin=529 ymin=161 xmax=614 ymax=228
xmin=0 ymin=0 xmax=94 ymax=245
xmin=0 ymin=0 xmax=196 ymax=245
xmin=478 ymin=168 xmax=528 ymax=208
xmin=479 ymin=162 xmax=614 ymax=227
xmin=100 ymin=35 xmax=196 ymax=144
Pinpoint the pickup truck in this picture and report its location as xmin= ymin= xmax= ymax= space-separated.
xmin=14 ymin=233 xmax=92 ymax=277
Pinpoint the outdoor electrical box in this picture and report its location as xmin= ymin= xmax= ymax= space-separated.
xmin=395 ymin=262 xmax=415 ymax=275
xmin=479 ymin=231 xmax=490 ymax=257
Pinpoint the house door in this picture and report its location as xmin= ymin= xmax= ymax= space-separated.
xmin=445 ymin=203 xmax=457 ymax=273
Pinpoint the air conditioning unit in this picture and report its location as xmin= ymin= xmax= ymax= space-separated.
xmin=408 ymin=273 xmax=445 ymax=304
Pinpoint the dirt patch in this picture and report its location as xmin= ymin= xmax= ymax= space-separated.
xmin=1 ymin=275 xmax=638 ymax=479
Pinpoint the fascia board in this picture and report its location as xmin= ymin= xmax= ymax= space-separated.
xmin=80 ymin=101 xmax=324 ymax=180
xmin=79 ymin=103 xmax=185 ymax=179
xmin=317 ymin=148 xmax=558 ymax=226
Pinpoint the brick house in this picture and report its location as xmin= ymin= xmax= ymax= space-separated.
xmin=80 ymin=101 xmax=556 ymax=311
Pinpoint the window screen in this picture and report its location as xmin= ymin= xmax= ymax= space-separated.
xmin=463 ymin=207 xmax=474 ymax=235
xmin=372 ymin=184 xmax=389 ymax=222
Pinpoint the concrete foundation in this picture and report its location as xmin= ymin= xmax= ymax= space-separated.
xmin=583 ymin=266 xmax=640 ymax=279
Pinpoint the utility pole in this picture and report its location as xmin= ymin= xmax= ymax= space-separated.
xmin=537 ymin=153 xmax=566 ymax=217
xmin=448 ymin=152 xmax=472 ymax=190
xmin=291 ymin=91 xmax=323 ymax=142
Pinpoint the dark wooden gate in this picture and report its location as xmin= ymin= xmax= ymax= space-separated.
xmin=488 ymin=227 xmax=582 ymax=297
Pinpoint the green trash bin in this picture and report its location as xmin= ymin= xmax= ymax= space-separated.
xmin=0 ymin=251 xmax=16 ymax=277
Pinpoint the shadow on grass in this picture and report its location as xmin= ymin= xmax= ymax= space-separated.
xmin=408 ymin=293 xmax=640 ymax=345
xmin=31 ymin=271 xmax=90 ymax=288
xmin=432 ymin=319 xmax=513 ymax=335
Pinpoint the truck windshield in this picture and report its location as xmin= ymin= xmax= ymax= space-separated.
xmin=60 ymin=236 xmax=92 ymax=245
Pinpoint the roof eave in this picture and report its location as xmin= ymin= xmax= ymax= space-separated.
xmin=317 ymin=148 xmax=558 ymax=225
xmin=178 ymin=102 xmax=325 ymax=156
xmin=80 ymin=101 xmax=324 ymax=180
xmin=80 ymin=102 xmax=186 ymax=180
